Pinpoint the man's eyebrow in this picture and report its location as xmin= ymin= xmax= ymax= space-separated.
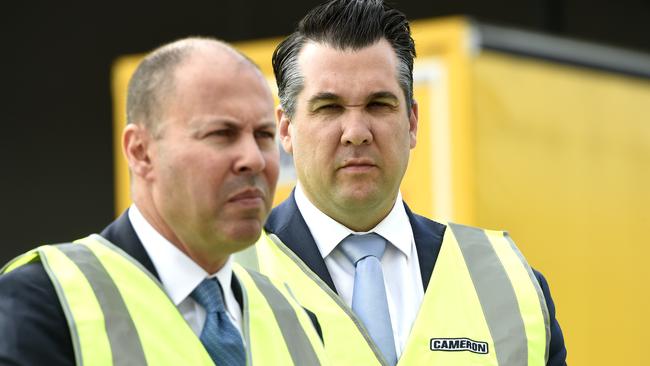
xmin=256 ymin=121 xmax=277 ymax=130
xmin=368 ymin=91 xmax=399 ymax=102
xmin=189 ymin=118 xmax=234 ymax=129
xmin=307 ymin=92 xmax=342 ymax=105
xmin=195 ymin=120 xmax=276 ymax=131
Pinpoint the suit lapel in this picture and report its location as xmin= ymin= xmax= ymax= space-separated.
xmin=99 ymin=210 xmax=160 ymax=280
xmin=265 ymin=191 xmax=337 ymax=292
xmin=404 ymin=203 xmax=446 ymax=291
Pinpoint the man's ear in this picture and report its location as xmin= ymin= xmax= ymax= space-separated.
xmin=276 ymin=105 xmax=293 ymax=155
xmin=122 ymin=123 xmax=154 ymax=179
xmin=409 ymin=100 xmax=419 ymax=149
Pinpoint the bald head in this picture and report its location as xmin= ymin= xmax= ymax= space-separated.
xmin=126 ymin=37 xmax=260 ymax=137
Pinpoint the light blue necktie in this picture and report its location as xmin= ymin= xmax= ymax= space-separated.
xmin=191 ymin=278 xmax=246 ymax=366
xmin=340 ymin=233 xmax=398 ymax=366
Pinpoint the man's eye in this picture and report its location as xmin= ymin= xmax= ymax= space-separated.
xmin=368 ymin=101 xmax=393 ymax=109
xmin=209 ymin=129 xmax=236 ymax=138
xmin=255 ymin=131 xmax=276 ymax=139
xmin=316 ymin=104 xmax=342 ymax=112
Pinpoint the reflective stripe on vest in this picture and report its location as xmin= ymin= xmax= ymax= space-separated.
xmin=1 ymin=234 xmax=327 ymax=366
xmin=233 ymin=266 xmax=327 ymax=366
xmin=242 ymin=225 xmax=549 ymax=366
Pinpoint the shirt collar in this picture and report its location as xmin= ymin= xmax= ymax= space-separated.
xmin=128 ymin=204 xmax=234 ymax=306
xmin=294 ymin=184 xmax=413 ymax=259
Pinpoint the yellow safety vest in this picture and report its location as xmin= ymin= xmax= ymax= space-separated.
xmin=238 ymin=222 xmax=549 ymax=366
xmin=1 ymin=234 xmax=327 ymax=366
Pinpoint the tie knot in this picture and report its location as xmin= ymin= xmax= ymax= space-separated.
xmin=339 ymin=232 xmax=387 ymax=264
xmin=191 ymin=278 xmax=226 ymax=314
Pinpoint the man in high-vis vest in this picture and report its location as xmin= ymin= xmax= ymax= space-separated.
xmin=0 ymin=38 xmax=327 ymax=366
xmin=246 ymin=0 xmax=567 ymax=365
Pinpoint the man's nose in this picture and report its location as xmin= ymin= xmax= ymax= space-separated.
xmin=340 ymin=111 xmax=373 ymax=146
xmin=234 ymin=136 xmax=266 ymax=174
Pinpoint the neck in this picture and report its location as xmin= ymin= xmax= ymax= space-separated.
xmin=301 ymin=188 xmax=397 ymax=232
xmin=332 ymin=205 xmax=391 ymax=232
xmin=132 ymin=187 xmax=229 ymax=274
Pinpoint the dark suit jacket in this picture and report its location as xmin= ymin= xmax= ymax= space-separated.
xmin=0 ymin=212 xmax=248 ymax=366
xmin=265 ymin=192 xmax=568 ymax=366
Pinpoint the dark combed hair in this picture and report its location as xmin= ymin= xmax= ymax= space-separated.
xmin=272 ymin=0 xmax=416 ymax=117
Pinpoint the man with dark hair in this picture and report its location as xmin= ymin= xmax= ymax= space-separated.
xmin=0 ymin=37 xmax=327 ymax=366
xmin=251 ymin=0 xmax=567 ymax=365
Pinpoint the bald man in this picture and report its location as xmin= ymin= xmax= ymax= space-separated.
xmin=0 ymin=37 xmax=326 ymax=366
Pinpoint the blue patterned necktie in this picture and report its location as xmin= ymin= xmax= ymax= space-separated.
xmin=339 ymin=233 xmax=398 ymax=366
xmin=191 ymin=278 xmax=246 ymax=366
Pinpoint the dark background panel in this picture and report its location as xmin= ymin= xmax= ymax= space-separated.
xmin=2 ymin=0 xmax=649 ymax=263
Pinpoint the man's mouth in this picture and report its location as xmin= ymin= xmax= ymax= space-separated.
xmin=339 ymin=158 xmax=377 ymax=172
xmin=228 ymin=188 xmax=265 ymax=205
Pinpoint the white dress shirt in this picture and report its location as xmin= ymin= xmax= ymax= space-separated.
xmin=128 ymin=204 xmax=243 ymax=336
xmin=294 ymin=184 xmax=424 ymax=357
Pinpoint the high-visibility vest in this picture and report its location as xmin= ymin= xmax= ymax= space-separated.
xmin=238 ymin=222 xmax=550 ymax=366
xmin=1 ymin=234 xmax=328 ymax=366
